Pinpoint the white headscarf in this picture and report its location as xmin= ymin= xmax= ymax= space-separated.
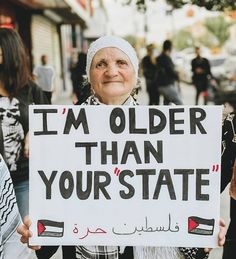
xmin=86 ymin=35 xmax=139 ymax=81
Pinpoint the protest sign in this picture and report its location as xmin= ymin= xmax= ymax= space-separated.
xmin=29 ymin=105 xmax=222 ymax=247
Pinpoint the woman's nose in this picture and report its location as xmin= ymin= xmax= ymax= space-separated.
xmin=105 ymin=64 xmax=118 ymax=77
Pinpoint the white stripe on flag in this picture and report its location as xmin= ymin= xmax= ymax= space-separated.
xmin=197 ymin=224 xmax=213 ymax=230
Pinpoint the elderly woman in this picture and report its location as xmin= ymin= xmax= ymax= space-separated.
xmin=17 ymin=36 xmax=225 ymax=259
xmin=81 ymin=35 xmax=139 ymax=106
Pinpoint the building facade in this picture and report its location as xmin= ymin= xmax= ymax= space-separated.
xmin=0 ymin=0 xmax=91 ymax=100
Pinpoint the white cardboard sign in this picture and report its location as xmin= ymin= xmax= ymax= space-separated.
xmin=29 ymin=105 xmax=222 ymax=247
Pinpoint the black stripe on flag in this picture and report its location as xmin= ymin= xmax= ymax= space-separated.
xmin=37 ymin=219 xmax=64 ymax=237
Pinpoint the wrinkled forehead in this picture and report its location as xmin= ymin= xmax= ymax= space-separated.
xmin=91 ymin=47 xmax=131 ymax=65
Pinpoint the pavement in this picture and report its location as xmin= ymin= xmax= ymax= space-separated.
xmin=29 ymin=82 xmax=229 ymax=259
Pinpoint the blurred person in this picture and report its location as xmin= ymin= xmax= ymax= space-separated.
xmin=220 ymin=97 xmax=236 ymax=259
xmin=0 ymin=154 xmax=31 ymax=259
xmin=17 ymin=35 xmax=225 ymax=259
xmin=226 ymin=66 xmax=236 ymax=90
xmin=155 ymin=40 xmax=183 ymax=105
xmin=33 ymin=54 xmax=55 ymax=104
xmin=141 ymin=43 xmax=159 ymax=104
xmin=69 ymin=51 xmax=78 ymax=95
xmin=70 ymin=52 xmax=88 ymax=103
xmin=191 ymin=47 xmax=213 ymax=105
xmin=228 ymin=67 xmax=236 ymax=82
xmin=0 ymin=28 xmax=49 ymax=220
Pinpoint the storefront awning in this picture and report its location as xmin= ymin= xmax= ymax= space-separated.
xmin=63 ymin=0 xmax=89 ymax=24
xmin=9 ymin=0 xmax=68 ymax=9
xmin=8 ymin=0 xmax=90 ymax=26
xmin=53 ymin=8 xmax=87 ymax=26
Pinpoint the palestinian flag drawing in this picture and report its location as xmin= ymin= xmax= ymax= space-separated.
xmin=37 ymin=219 xmax=64 ymax=237
xmin=188 ymin=216 xmax=215 ymax=235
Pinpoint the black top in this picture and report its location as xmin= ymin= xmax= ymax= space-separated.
xmin=71 ymin=53 xmax=87 ymax=85
xmin=221 ymin=112 xmax=236 ymax=239
xmin=191 ymin=56 xmax=212 ymax=91
xmin=141 ymin=55 xmax=156 ymax=80
xmin=155 ymin=52 xmax=178 ymax=86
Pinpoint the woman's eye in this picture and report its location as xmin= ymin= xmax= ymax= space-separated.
xmin=117 ymin=60 xmax=128 ymax=66
xmin=96 ymin=61 xmax=106 ymax=68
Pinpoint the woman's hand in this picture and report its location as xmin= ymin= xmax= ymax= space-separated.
xmin=17 ymin=216 xmax=41 ymax=250
xmin=23 ymin=132 xmax=29 ymax=158
xmin=229 ymin=160 xmax=236 ymax=200
xmin=204 ymin=218 xmax=226 ymax=253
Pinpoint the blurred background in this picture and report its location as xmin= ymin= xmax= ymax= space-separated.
xmin=1 ymin=0 xmax=236 ymax=105
xmin=1 ymin=1 xmax=234 ymax=258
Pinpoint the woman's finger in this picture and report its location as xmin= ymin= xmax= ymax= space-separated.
xmin=17 ymin=224 xmax=31 ymax=237
xmin=218 ymin=218 xmax=226 ymax=246
xmin=204 ymin=218 xmax=226 ymax=253
xmin=29 ymin=245 xmax=41 ymax=251
xmin=204 ymin=248 xmax=211 ymax=253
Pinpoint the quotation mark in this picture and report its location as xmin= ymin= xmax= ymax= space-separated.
xmin=114 ymin=167 xmax=121 ymax=176
xmin=212 ymin=164 xmax=219 ymax=172
xmin=62 ymin=108 xmax=66 ymax=114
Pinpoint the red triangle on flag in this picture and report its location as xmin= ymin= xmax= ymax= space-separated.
xmin=38 ymin=222 xmax=46 ymax=235
xmin=188 ymin=217 xmax=199 ymax=231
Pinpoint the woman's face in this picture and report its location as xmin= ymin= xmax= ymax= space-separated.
xmin=90 ymin=47 xmax=136 ymax=105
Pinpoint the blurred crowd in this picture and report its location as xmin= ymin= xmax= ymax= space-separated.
xmin=0 ymin=28 xmax=235 ymax=259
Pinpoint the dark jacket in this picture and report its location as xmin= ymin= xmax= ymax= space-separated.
xmin=142 ymin=55 xmax=156 ymax=80
xmin=155 ymin=52 xmax=178 ymax=86
xmin=221 ymin=112 xmax=236 ymax=239
xmin=70 ymin=52 xmax=87 ymax=95
xmin=191 ymin=56 xmax=212 ymax=91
